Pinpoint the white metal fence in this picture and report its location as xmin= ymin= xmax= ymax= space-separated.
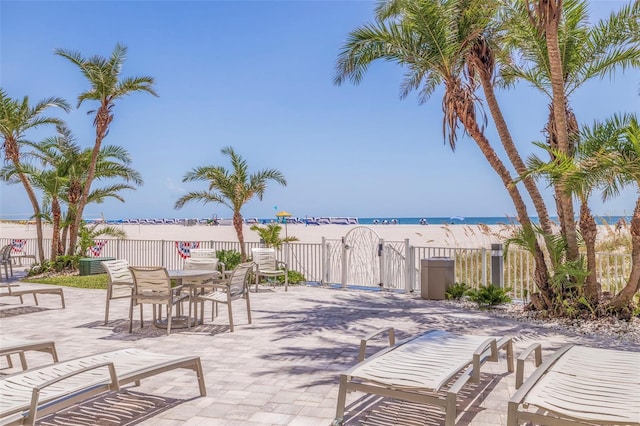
xmin=2 ymin=237 xmax=631 ymax=298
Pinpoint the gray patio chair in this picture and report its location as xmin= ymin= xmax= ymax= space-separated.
xmin=1 ymin=244 xmax=13 ymax=280
xmin=0 ymin=347 xmax=206 ymax=425
xmin=251 ymin=247 xmax=287 ymax=292
xmin=128 ymin=266 xmax=190 ymax=335
xmin=194 ymin=261 xmax=255 ymax=332
xmin=334 ymin=328 xmax=514 ymax=426
xmin=508 ymin=343 xmax=640 ymax=425
xmin=102 ymin=259 xmax=134 ymax=325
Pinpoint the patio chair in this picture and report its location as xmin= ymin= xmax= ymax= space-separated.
xmin=334 ymin=328 xmax=514 ymax=426
xmin=102 ymin=259 xmax=134 ymax=325
xmin=251 ymin=247 xmax=288 ymax=292
xmin=194 ymin=262 xmax=255 ymax=332
xmin=1 ymin=244 xmax=13 ymax=280
xmin=0 ymin=347 xmax=206 ymax=426
xmin=508 ymin=343 xmax=640 ymax=425
xmin=128 ymin=266 xmax=191 ymax=335
xmin=0 ymin=336 xmax=58 ymax=371
xmin=0 ymin=270 xmax=65 ymax=309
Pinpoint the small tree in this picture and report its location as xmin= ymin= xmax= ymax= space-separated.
xmin=250 ymin=223 xmax=298 ymax=249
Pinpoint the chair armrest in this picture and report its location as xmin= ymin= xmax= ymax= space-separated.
xmin=276 ymin=260 xmax=288 ymax=269
xmin=515 ymin=343 xmax=543 ymax=389
xmin=359 ymin=327 xmax=396 ymax=362
xmin=26 ymin=361 xmax=120 ymax=425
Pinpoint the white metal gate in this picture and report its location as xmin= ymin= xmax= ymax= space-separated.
xmin=322 ymin=226 xmax=410 ymax=290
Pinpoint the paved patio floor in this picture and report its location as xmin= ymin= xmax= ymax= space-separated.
xmin=1 ymin=268 xmax=638 ymax=425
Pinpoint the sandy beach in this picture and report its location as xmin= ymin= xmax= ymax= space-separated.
xmin=1 ymin=222 xmax=519 ymax=249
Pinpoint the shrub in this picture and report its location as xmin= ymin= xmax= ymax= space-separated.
xmin=216 ymin=249 xmax=242 ymax=271
xmin=27 ymin=255 xmax=81 ymax=276
xmin=446 ymin=282 xmax=469 ymax=300
xmin=466 ymin=284 xmax=512 ymax=309
xmin=274 ymin=269 xmax=306 ymax=285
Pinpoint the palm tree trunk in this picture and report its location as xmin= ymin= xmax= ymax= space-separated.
xmin=610 ymin=197 xmax=640 ymax=310
xmin=69 ymin=104 xmax=111 ymax=254
xmin=579 ymin=201 xmax=599 ymax=303
xmin=233 ymin=212 xmax=246 ymax=261
xmin=477 ymin=70 xmax=554 ymax=236
xmin=51 ymin=198 xmax=61 ymax=259
xmin=455 ymin=102 xmax=555 ymax=308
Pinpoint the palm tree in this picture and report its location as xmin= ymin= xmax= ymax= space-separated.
xmin=334 ymin=0 xmax=554 ymax=307
xmin=0 ymin=89 xmax=71 ymax=262
xmin=501 ymin=0 xmax=640 ymax=262
xmin=579 ymin=114 xmax=640 ymax=310
xmin=175 ymin=146 xmax=287 ymax=261
xmin=250 ymin=223 xmax=299 ymax=249
xmin=55 ymin=43 xmax=157 ymax=255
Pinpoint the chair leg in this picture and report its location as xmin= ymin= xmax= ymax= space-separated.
xmin=246 ymin=293 xmax=252 ymax=325
xmin=255 ymin=274 xmax=259 ymax=293
xmin=167 ymin=304 xmax=172 ymax=335
xmin=140 ymin=304 xmax=144 ymax=328
xmin=227 ymin=293 xmax=234 ymax=332
xmin=105 ymin=294 xmax=111 ymax=325
xmin=32 ymin=293 xmax=39 ymax=306
xmin=128 ymin=299 xmax=134 ymax=333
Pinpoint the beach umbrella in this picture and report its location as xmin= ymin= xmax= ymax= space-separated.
xmin=275 ymin=210 xmax=292 ymax=238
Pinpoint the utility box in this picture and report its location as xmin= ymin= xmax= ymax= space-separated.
xmin=79 ymin=257 xmax=115 ymax=276
xmin=420 ymin=257 xmax=455 ymax=300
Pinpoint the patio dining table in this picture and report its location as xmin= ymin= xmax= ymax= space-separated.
xmin=157 ymin=269 xmax=221 ymax=329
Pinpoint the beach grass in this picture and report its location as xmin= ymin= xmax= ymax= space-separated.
xmin=23 ymin=274 xmax=107 ymax=289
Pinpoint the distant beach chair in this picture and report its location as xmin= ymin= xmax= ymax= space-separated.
xmin=508 ymin=343 xmax=640 ymax=425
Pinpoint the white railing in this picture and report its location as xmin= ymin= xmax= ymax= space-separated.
xmin=2 ymin=238 xmax=631 ymax=299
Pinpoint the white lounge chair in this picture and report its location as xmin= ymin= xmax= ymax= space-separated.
xmin=0 ymin=336 xmax=58 ymax=371
xmin=334 ymin=328 xmax=514 ymax=426
xmin=0 ymin=348 xmax=206 ymax=425
xmin=508 ymin=343 xmax=640 ymax=425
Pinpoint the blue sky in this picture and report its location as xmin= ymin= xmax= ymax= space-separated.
xmin=1 ymin=0 xmax=638 ymax=221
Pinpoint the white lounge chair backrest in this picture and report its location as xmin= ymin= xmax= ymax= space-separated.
xmin=189 ymin=248 xmax=216 ymax=258
xmin=102 ymin=259 xmax=133 ymax=325
xmin=129 ymin=267 xmax=173 ymax=300
xmin=227 ymin=261 xmax=254 ymax=297
xmin=252 ymin=248 xmax=277 ymax=270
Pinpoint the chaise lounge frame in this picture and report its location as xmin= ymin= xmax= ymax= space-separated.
xmin=0 ymin=336 xmax=59 ymax=371
xmin=334 ymin=328 xmax=514 ymax=426
xmin=0 ymin=348 xmax=206 ymax=426
xmin=508 ymin=343 xmax=640 ymax=426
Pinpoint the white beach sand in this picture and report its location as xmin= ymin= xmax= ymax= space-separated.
xmin=1 ymin=222 xmax=517 ymax=248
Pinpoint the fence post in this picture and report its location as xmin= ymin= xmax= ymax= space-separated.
xmin=378 ymin=238 xmax=385 ymax=288
xmin=341 ymin=237 xmax=347 ymax=288
xmin=481 ymin=248 xmax=487 ymax=287
xmin=404 ymin=239 xmax=411 ymax=292
xmin=491 ymin=243 xmax=504 ymax=288
xmin=321 ymin=237 xmax=326 ymax=285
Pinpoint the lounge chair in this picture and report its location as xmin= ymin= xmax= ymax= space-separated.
xmin=251 ymin=247 xmax=288 ymax=292
xmin=0 ymin=347 xmax=206 ymax=425
xmin=0 ymin=336 xmax=58 ymax=370
xmin=0 ymin=276 xmax=65 ymax=309
xmin=508 ymin=343 xmax=640 ymax=425
xmin=334 ymin=328 xmax=514 ymax=426
xmin=194 ymin=262 xmax=255 ymax=332
xmin=102 ymin=259 xmax=134 ymax=325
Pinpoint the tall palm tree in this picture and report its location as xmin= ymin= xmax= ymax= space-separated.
xmin=0 ymin=89 xmax=71 ymax=262
xmin=334 ymin=0 xmax=554 ymax=307
xmin=175 ymin=146 xmax=287 ymax=261
xmin=55 ymin=43 xmax=157 ymax=255
xmin=501 ymin=0 xmax=640 ymax=262
xmin=580 ymin=114 xmax=640 ymax=310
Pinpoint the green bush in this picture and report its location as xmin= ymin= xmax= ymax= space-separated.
xmin=216 ymin=249 xmax=242 ymax=271
xmin=446 ymin=282 xmax=469 ymax=300
xmin=466 ymin=284 xmax=512 ymax=309
xmin=274 ymin=269 xmax=306 ymax=285
xmin=27 ymin=255 xmax=81 ymax=276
